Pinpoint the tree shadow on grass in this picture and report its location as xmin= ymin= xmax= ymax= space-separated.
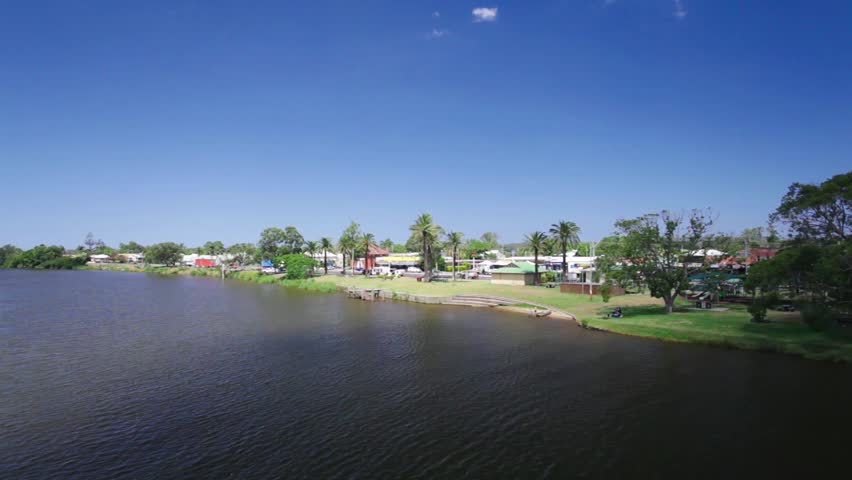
xmin=596 ymin=304 xmax=670 ymax=318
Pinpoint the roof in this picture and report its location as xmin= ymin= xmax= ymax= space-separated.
xmin=494 ymin=261 xmax=538 ymax=274
xmin=691 ymin=249 xmax=726 ymax=257
xmin=366 ymin=244 xmax=389 ymax=256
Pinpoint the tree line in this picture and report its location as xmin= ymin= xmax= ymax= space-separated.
xmin=2 ymin=170 xmax=848 ymax=327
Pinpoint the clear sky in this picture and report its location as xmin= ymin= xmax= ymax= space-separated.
xmin=2 ymin=1 xmax=850 ymax=249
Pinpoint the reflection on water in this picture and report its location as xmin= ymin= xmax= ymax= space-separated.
xmin=1 ymin=270 xmax=849 ymax=479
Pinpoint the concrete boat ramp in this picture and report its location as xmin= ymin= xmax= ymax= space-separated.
xmin=343 ymin=286 xmax=576 ymax=322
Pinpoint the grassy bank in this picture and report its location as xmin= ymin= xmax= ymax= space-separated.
xmin=315 ymin=275 xmax=852 ymax=363
xmin=81 ymin=265 xmax=852 ymax=362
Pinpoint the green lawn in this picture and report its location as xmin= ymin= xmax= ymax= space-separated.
xmin=317 ymin=275 xmax=852 ymax=363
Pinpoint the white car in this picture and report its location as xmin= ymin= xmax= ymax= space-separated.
xmin=261 ymin=267 xmax=278 ymax=274
xmin=406 ymin=266 xmax=422 ymax=273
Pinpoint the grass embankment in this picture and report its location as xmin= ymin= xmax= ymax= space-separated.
xmin=81 ymin=265 xmax=852 ymax=362
xmin=315 ymin=275 xmax=852 ymax=363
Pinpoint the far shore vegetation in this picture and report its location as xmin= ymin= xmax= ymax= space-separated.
xmin=2 ymin=170 xmax=850 ymax=362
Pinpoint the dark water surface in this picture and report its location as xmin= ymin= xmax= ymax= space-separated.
xmin=1 ymin=270 xmax=850 ymax=479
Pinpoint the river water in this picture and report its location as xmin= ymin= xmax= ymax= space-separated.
xmin=1 ymin=270 xmax=850 ymax=479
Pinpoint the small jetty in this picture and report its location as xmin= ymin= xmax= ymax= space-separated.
xmin=342 ymin=288 xmax=571 ymax=320
xmin=346 ymin=287 xmax=381 ymax=301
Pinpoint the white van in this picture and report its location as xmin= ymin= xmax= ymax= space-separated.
xmin=371 ymin=266 xmax=392 ymax=276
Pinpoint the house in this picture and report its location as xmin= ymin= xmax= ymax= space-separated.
xmin=354 ymin=244 xmax=390 ymax=271
xmin=491 ymin=261 xmax=544 ymax=286
xmin=89 ymin=254 xmax=111 ymax=264
xmin=744 ymin=248 xmax=778 ymax=265
xmin=117 ymin=253 xmax=144 ymax=263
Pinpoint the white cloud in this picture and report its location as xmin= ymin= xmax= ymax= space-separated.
xmin=472 ymin=7 xmax=498 ymax=22
xmin=432 ymin=11 xmax=440 ymax=18
xmin=673 ymin=0 xmax=687 ymax=19
xmin=429 ymin=28 xmax=449 ymax=39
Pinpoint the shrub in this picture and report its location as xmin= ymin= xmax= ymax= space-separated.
xmin=544 ymin=271 xmax=556 ymax=282
xmin=274 ymin=254 xmax=317 ymax=279
xmin=748 ymin=293 xmax=779 ymax=323
xmin=747 ymin=300 xmax=767 ymax=323
xmin=600 ymin=281 xmax=613 ymax=303
xmin=800 ymin=303 xmax=836 ymax=332
xmin=40 ymin=256 xmax=88 ymax=270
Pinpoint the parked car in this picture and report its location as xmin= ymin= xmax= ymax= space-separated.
xmin=261 ymin=267 xmax=278 ymax=274
xmin=406 ymin=266 xmax=422 ymax=273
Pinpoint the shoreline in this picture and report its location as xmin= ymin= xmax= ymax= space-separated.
xmin=77 ymin=264 xmax=852 ymax=364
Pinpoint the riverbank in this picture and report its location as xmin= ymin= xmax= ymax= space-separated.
xmin=81 ymin=265 xmax=852 ymax=363
xmin=313 ymin=275 xmax=852 ymax=363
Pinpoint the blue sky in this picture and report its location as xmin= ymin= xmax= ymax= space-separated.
xmin=2 ymin=1 xmax=850 ymax=249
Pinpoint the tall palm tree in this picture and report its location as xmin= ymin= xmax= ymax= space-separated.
xmin=320 ymin=237 xmax=333 ymax=275
xmin=338 ymin=237 xmax=352 ymax=275
xmin=361 ymin=233 xmax=375 ymax=275
xmin=445 ymin=231 xmax=464 ymax=281
xmin=524 ymin=231 xmax=548 ymax=286
xmin=409 ymin=213 xmax=441 ymax=282
xmin=304 ymin=240 xmax=319 ymax=274
xmin=549 ymin=220 xmax=581 ymax=280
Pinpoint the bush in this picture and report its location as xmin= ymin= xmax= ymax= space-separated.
xmin=275 ymin=254 xmax=317 ymax=279
xmin=5 ymin=245 xmax=65 ymax=268
xmin=40 ymin=256 xmax=88 ymax=270
xmin=600 ymin=281 xmax=613 ymax=303
xmin=544 ymin=271 xmax=556 ymax=282
xmin=748 ymin=294 xmax=778 ymax=323
xmin=800 ymin=303 xmax=836 ymax=332
xmin=747 ymin=300 xmax=768 ymax=323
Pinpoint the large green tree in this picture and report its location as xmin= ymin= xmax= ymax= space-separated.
xmin=752 ymin=171 xmax=852 ymax=318
xmin=480 ymin=232 xmax=499 ymax=250
xmin=771 ymin=171 xmax=850 ymax=243
xmin=258 ymin=227 xmax=286 ymax=260
xmin=445 ymin=231 xmax=464 ymax=280
xmin=118 ymin=241 xmax=146 ymax=253
xmin=203 ymin=241 xmax=225 ymax=256
xmin=596 ymin=210 xmax=715 ymax=313
xmin=524 ymin=231 xmax=548 ymax=286
xmin=226 ymin=243 xmax=257 ymax=266
xmin=409 ymin=213 xmax=441 ymax=281
xmin=144 ymin=242 xmax=184 ymax=266
xmin=549 ymin=220 xmax=581 ymax=279
xmin=282 ymin=226 xmax=305 ymax=254
xmin=0 ymin=244 xmax=23 ymax=268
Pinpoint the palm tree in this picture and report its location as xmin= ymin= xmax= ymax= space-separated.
xmin=445 ymin=231 xmax=464 ymax=281
xmin=524 ymin=231 xmax=548 ymax=286
xmin=549 ymin=220 xmax=581 ymax=281
xmin=304 ymin=240 xmax=319 ymax=274
xmin=320 ymin=237 xmax=333 ymax=274
xmin=409 ymin=213 xmax=441 ymax=281
xmin=338 ymin=237 xmax=352 ymax=275
xmin=361 ymin=233 xmax=375 ymax=275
